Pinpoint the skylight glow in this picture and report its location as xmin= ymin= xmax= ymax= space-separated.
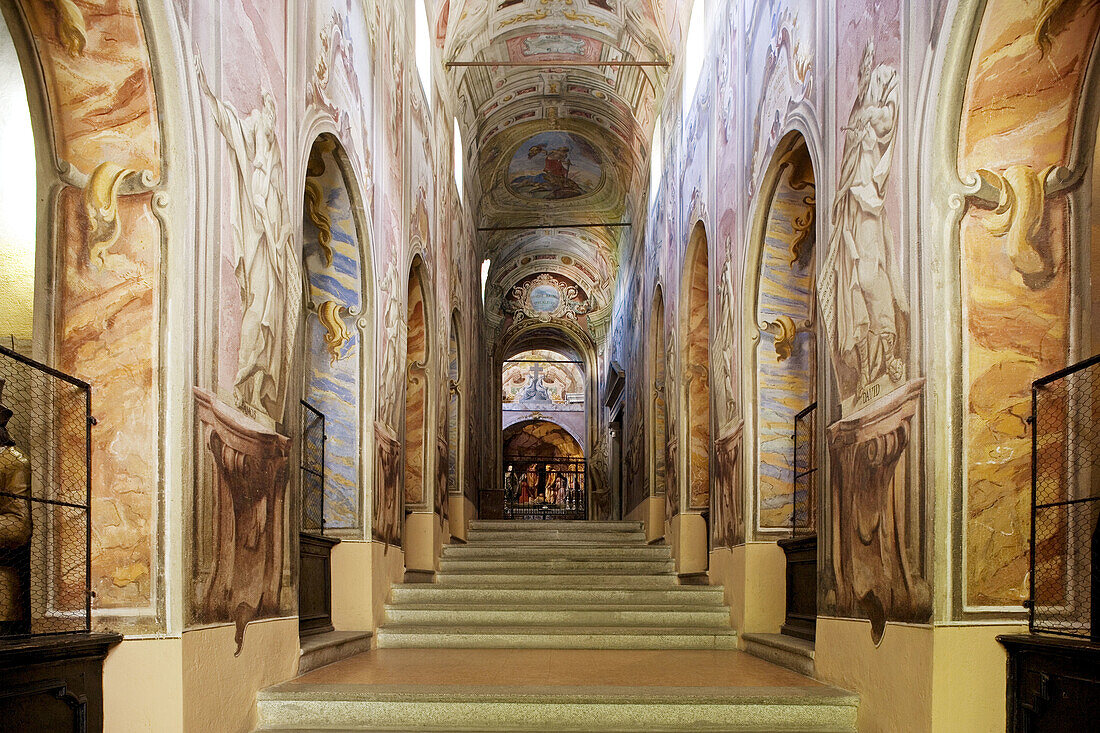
xmin=454 ymin=117 xmax=464 ymax=201
xmin=682 ymin=0 xmax=705 ymax=109
xmin=415 ymin=0 xmax=431 ymax=96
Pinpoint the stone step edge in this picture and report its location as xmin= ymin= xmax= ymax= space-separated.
xmin=385 ymin=603 xmax=731 ymax=612
xmin=376 ymin=625 xmax=737 ymax=635
xmin=259 ymin=683 xmax=855 ymax=707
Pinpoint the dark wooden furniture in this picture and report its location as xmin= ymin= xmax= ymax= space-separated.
xmin=998 ymin=634 xmax=1100 ymax=732
xmin=298 ymin=533 xmax=339 ymax=638
xmin=778 ymin=535 xmax=817 ymax=642
xmin=0 ymin=632 xmax=121 ymax=732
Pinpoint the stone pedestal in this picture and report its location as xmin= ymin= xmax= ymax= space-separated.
xmin=826 ymin=378 xmax=930 ymax=643
xmin=194 ymin=388 xmax=290 ymax=655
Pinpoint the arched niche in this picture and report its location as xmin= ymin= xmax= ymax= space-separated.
xmin=683 ymin=222 xmax=711 ymax=514
xmin=446 ymin=310 xmax=462 ymax=498
xmin=648 ymin=285 xmax=671 ymax=534
xmin=748 ymin=132 xmax=818 ymax=536
xmin=404 ymin=255 xmax=431 ymax=512
xmin=928 ymin=0 xmax=1100 ymax=621
xmin=674 ymin=220 xmax=711 ymax=575
xmin=0 ymin=2 xmax=167 ymax=629
xmin=300 ymin=133 xmax=373 ymax=535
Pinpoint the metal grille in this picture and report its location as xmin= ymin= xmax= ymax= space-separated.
xmin=792 ymin=402 xmax=817 ymax=538
xmin=503 ymin=457 xmax=586 ymax=520
xmin=0 ymin=345 xmax=91 ymax=638
xmin=300 ymin=400 xmax=325 ymax=534
xmin=1030 ymin=354 xmax=1100 ymax=640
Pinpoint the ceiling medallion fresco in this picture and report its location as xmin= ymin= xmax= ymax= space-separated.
xmin=506 ymin=131 xmax=604 ymax=200
xmin=505 ymin=273 xmax=592 ymax=323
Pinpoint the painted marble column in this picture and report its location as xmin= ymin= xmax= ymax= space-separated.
xmin=826 ymin=378 xmax=930 ymax=642
xmin=194 ymin=388 xmax=289 ymax=655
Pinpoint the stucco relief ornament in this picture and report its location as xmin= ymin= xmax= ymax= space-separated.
xmin=198 ymin=66 xmax=302 ymax=425
xmin=507 ymin=274 xmax=590 ymax=323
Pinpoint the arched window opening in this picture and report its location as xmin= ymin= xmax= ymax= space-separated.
xmin=501 ymin=348 xmax=586 ymax=519
xmin=0 ymin=18 xmax=37 ymax=355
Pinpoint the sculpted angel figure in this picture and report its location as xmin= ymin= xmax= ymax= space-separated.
xmin=820 ymin=42 xmax=908 ymax=401
xmin=198 ymin=66 xmax=302 ymax=424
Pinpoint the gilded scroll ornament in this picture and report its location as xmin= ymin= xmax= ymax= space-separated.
xmin=316 ymin=300 xmax=352 ymax=364
xmin=50 ymin=0 xmax=87 ymax=57
xmin=761 ymin=315 xmax=798 ymax=362
xmin=84 ymin=162 xmax=136 ymax=268
xmin=304 ymin=179 xmax=334 ymax=267
xmin=976 ymin=164 xmax=1058 ymax=289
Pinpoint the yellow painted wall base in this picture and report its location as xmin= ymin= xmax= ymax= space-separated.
xmin=330 ymin=540 xmax=373 ymax=630
xmin=371 ymin=540 xmax=405 ymax=628
xmin=403 ymin=511 xmax=442 ymax=572
xmin=815 ymin=617 xmax=933 ymax=733
xmin=708 ymin=542 xmax=785 ymax=636
xmin=182 ymin=617 xmax=299 ymax=733
xmin=103 ymin=636 xmax=185 ymax=733
xmin=625 ymin=495 xmax=667 ymax=542
xmin=930 ymin=624 xmax=1023 ymax=733
xmin=670 ymin=512 xmax=707 ymax=573
xmin=447 ymin=494 xmax=476 ymax=541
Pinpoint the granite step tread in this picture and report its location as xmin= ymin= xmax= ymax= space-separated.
xmin=384 ymin=606 xmax=732 ymax=627
xmin=434 ymin=574 xmax=679 ymax=587
xmin=389 ymin=587 xmax=726 ymax=606
xmin=375 ymin=626 xmax=739 ymax=650
xmin=468 ymin=520 xmax=644 ymax=531
xmin=255 ymin=681 xmax=857 ymax=731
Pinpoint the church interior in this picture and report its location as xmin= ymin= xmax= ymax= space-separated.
xmin=1 ymin=0 xmax=1099 ymax=731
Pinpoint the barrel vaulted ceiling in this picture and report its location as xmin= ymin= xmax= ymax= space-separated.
xmin=434 ymin=0 xmax=688 ymax=340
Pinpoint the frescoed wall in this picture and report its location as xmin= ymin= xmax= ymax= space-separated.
xmin=753 ymin=139 xmax=816 ymax=534
xmin=302 ymin=136 xmax=366 ymax=532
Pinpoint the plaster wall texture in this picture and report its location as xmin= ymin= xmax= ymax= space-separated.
xmin=814 ymin=618 xmax=932 ymax=733
xmin=181 ymin=617 xmax=299 ymax=733
xmin=929 ymin=624 xmax=1023 ymax=733
xmin=102 ymin=637 xmax=185 ymax=733
xmin=710 ymin=543 xmax=786 ymax=636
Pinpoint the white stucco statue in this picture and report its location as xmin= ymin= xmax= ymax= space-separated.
xmin=199 ymin=68 xmax=302 ymax=424
xmin=820 ymin=42 xmax=908 ymax=404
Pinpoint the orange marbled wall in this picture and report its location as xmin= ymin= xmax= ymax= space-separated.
xmin=957 ymin=0 xmax=1100 ymax=607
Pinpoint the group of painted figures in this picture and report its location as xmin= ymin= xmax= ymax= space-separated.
xmin=503 ymin=462 xmax=584 ymax=509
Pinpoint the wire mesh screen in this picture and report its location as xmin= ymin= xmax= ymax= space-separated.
xmin=1030 ymin=354 xmax=1100 ymax=639
xmin=0 ymin=345 xmax=91 ymax=638
xmin=300 ymin=400 xmax=326 ymax=534
xmin=503 ymin=457 xmax=586 ymax=520
xmin=792 ymin=402 xmax=817 ymax=538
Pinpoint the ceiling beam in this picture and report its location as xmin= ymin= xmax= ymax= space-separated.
xmin=478 ymin=222 xmax=631 ymax=232
xmin=446 ymin=60 xmax=667 ymax=68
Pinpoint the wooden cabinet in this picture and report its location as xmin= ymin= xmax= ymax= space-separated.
xmin=998 ymin=634 xmax=1100 ymax=732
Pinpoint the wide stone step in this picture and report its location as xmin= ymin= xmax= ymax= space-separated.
xmin=256 ymin=683 xmax=857 ymax=731
xmin=439 ymin=558 xmax=675 ymax=573
xmin=389 ymin=586 xmax=725 ymax=606
xmin=375 ymin=624 xmax=739 ymax=650
xmin=384 ymin=604 xmax=732 ymax=627
xmin=435 ymin=572 xmax=679 ymax=588
xmin=468 ymin=520 xmax=644 ymax=532
xmin=442 ymin=544 xmax=671 ymax=560
xmin=464 ymin=531 xmax=647 ymax=544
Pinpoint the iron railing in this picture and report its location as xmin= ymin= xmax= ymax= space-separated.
xmin=1029 ymin=354 xmax=1100 ymax=640
xmin=300 ymin=400 xmax=325 ymax=535
xmin=0 ymin=345 xmax=92 ymax=638
xmin=503 ymin=457 xmax=586 ymax=520
xmin=792 ymin=402 xmax=817 ymax=538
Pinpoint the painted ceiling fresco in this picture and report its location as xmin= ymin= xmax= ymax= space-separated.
xmin=439 ymin=0 xmax=690 ymax=346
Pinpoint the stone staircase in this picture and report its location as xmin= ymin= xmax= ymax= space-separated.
xmin=254 ymin=521 xmax=859 ymax=731
xmin=375 ymin=520 xmax=738 ymax=650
